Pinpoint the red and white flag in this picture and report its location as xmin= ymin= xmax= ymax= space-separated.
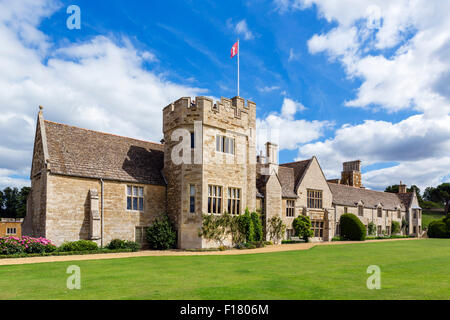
xmin=230 ymin=41 xmax=239 ymax=58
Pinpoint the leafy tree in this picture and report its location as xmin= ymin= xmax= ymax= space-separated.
xmin=267 ymin=215 xmax=286 ymax=244
xmin=423 ymin=183 xmax=450 ymax=214
xmin=293 ymin=215 xmax=313 ymax=242
xmin=0 ymin=186 xmax=30 ymax=218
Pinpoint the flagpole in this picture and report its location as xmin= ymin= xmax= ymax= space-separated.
xmin=237 ymin=39 xmax=240 ymax=97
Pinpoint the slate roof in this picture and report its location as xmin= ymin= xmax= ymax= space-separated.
xmin=277 ymin=166 xmax=297 ymax=198
xmin=279 ymin=159 xmax=312 ymax=189
xmin=328 ymin=182 xmax=406 ymax=210
xmin=397 ymin=192 xmax=414 ymax=208
xmin=44 ymin=121 xmax=166 ymax=185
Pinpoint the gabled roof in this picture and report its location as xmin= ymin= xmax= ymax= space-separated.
xmin=279 ymin=159 xmax=312 ymax=189
xmin=44 ymin=120 xmax=166 ymax=185
xmin=397 ymin=192 xmax=414 ymax=208
xmin=328 ymin=182 xmax=405 ymax=210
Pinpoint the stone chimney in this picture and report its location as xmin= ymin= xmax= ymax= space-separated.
xmin=398 ymin=181 xmax=407 ymax=194
xmin=341 ymin=160 xmax=362 ymax=188
xmin=266 ymin=142 xmax=278 ymax=164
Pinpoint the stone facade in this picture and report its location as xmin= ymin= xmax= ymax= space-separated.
xmin=25 ymin=96 xmax=422 ymax=248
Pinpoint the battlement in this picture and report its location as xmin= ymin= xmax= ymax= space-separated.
xmin=163 ymin=96 xmax=256 ymax=133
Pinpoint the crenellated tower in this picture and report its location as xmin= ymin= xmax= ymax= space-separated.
xmin=162 ymin=96 xmax=256 ymax=249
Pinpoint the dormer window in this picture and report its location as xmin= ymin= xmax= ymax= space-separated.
xmin=377 ymin=206 xmax=383 ymax=218
xmin=358 ymin=205 xmax=364 ymax=216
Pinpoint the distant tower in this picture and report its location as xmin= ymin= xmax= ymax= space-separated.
xmin=162 ymin=96 xmax=257 ymax=249
xmin=341 ymin=160 xmax=362 ymax=188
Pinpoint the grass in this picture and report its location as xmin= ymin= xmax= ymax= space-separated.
xmin=0 ymin=239 xmax=449 ymax=300
xmin=422 ymin=210 xmax=445 ymax=229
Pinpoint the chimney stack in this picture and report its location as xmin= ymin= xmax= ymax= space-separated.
xmin=341 ymin=160 xmax=362 ymax=188
xmin=398 ymin=181 xmax=407 ymax=194
xmin=265 ymin=142 xmax=278 ymax=164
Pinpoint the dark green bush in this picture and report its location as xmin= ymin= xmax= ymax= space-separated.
xmin=107 ymin=239 xmax=141 ymax=252
xmin=339 ymin=213 xmax=366 ymax=241
xmin=293 ymin=215 xmax=313 ymax=242
xmin=58 ymin=240 xmax=98 ymax=252
xmin=427 ymin=220 xmax=448 ymax=238
xmin=146 ymin=216 xmax=176 ymax=250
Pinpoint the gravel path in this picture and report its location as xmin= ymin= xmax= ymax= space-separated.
xmin=0 ymin=238 xmax=421 ymax=266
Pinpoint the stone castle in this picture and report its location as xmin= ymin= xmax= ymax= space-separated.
xmin=23 ymin=97 xmax=422 ymax=248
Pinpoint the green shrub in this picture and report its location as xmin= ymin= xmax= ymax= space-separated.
xmin=146 ymin=216 xmax=176 ymax=250
xmin=339 ymin=213 xmax=366 ymax=241
xmin=107 ymin=239 xmax=141 ymax=252
xmin=58 ymin=240 xmax=99 ymax=252
xmin=427 ymin=220 xmax=448 ymax=238
xmin=237 ymin=209 xmax=255 ymax=242
xmin=293 ymin=215 xmax=314 ymax=242
xmin=391 ymin=221 xmax=401 ymax=234
xmin=251 ymin=211 xmax=263 ymax=242
xmin=367 ymin=222 xmax=376 ymax=235
xmin=281 ymin=239 xmax=304 ymax=244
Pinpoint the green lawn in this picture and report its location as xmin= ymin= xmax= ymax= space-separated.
xmin=0 ymin=239 xmax=449 ymax=300
xmin=422 ymin=210 xmax=445 ymax=229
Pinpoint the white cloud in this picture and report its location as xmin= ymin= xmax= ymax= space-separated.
xmin=257 ymin=85 xmax=280 ymax=93
xmin=297 ymin=115 xmax=450 ymax=190
xmin=275 ymin=0 xmax=450 ymax=189
xmin=0 ymin=0 xmax=206 ymax=188
xmin=257 ymin=98 xmax=330 ymax=150
xmin=228 ymin=19 xmax=255 ymax=40
xmin=281 ymin=98 xmax=306 ymax=119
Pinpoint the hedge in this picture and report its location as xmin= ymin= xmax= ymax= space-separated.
xmin=339 ymin=213 xmax=367 ymax=241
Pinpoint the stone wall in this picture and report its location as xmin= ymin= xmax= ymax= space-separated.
xmin=45 ymin=174 xmax=166 ymax=246
xmin=333 ymin=205 xmax=406 ymax=238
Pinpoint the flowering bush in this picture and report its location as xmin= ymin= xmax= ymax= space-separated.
xmin=0 ymin=236 xmax=56 ymax=255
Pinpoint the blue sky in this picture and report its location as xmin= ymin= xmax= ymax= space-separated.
xmin=0 ymin=0 xmax=449 ymax=191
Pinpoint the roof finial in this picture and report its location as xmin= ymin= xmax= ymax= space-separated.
xmin=39 ymin=105 xmax=44 ymax=111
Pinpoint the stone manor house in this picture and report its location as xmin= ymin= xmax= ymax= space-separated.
xmin=23 ymin=96 xmax=422 ymax=248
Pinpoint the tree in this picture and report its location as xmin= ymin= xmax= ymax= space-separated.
xmin=293 ymin=215 xmax=313 ymax=242
xmin=423 ymin=183 xmax=450 ymax=214
xmin=385 ymin=184 xmax=423 ymax=205
xmin=1 ymin=187 xmax=19 ymax=218
xmin=267 ymin=215 xmax=286 ymax=244
xmin=0 ymin=186 xmax=30 ymax=219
